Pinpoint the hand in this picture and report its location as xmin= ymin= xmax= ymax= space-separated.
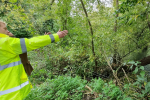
xmin=44 ymin=32 xmax=51 ymax=35
xmin=57 ymin=29 xmax=68 ymax=38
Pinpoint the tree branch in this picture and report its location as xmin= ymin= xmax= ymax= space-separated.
xmin=80 ymin=0 xmax=97 ymax=69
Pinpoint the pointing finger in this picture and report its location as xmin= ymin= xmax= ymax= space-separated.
xmin=58 ymin=29 xmax=61 ymax=32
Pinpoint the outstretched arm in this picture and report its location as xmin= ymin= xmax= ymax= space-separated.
xmin=8 ymin=30 xmax=68 ymax=55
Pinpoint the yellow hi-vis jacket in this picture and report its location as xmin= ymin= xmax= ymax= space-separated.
xmin=0 ymin=33 xmax=59 ymax=100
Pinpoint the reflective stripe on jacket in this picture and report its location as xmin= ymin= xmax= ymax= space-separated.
xmin=0 ymin=33 xmax=59 ymax=100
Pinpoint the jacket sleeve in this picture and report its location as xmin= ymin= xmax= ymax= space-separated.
xmin=8 ymin=34 xmax=59 ymax=55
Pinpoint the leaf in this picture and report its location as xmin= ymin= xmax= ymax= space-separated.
xmin=140 ymin=71 xmax=145 ymax=77
xmin=136 ymin=61 xmax=141 ymax=65
xmin=130 ymin=65 xmax=133 ymax=69
xmin=145 ymin=82 xmax=150 ymax=93
xmin=140 ymin=66 xmax=144 ymax=70
xmin=137 ymin=75 xmax=145 ymax=82
xmin=128 ymin=61 xmax=135 ymax=65
xmin=9 ymin=0 xmax=17 ymax=3
xmin=133 ymin=67 xmax=138 ymax=74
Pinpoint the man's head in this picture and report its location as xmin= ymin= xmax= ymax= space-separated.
xmin=0 ymin=21 xmax=14 ymax=37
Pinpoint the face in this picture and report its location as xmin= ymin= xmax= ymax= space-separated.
xmin=0 ymin=23 xmax=14 ymax=37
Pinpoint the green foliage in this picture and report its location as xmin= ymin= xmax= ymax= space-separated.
xmin=1 ymin=0 xmax=150 ymax=99
xmin=25 ymin=76 xmax=87 ymax=100
xmin=132 ymin=65 xmax=150 ymax=98
xmin=89 ymin=78 xmax=130 ymax=100
xmin=29 ymin=68 xmax=56 ymax=85
xmin=122 ymin=61 xmax=150 ymax=99
xmin=89 ymin=78 xmax=104 ymax=93
xmin=101 ymin=81 xmax=124 ymax=100
xmin=43 ymin=43 xmax=97 ymax=77
xmin=26 ymin=75 xmax=134 ymax=100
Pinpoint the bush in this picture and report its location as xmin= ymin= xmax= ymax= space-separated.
xmin=25 ymin=76 xmax=87 ymax=100
xmin=89 ymin=78 xmax=131 ymax=100
xmin=29 ymin=68 xmax=56 ymax=85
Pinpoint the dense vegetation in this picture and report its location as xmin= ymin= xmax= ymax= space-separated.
xmin=1 ymin=0 xmax=150 ymax=99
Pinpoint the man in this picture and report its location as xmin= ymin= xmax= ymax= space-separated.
xmin=0 ymin=21 xmax=68 ymax=100
xmin=7 ymin=32 xmax=34 ymax=76
xmin=19 ymin=32 xmax=52 ymax=76
xmin=11 ymin=31 xmax=52 ymax=76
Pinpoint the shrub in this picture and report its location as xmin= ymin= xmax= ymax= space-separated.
xmin=89 ymin=78 xmax=131 ymax=100
xmin=25 ymin=76 xmax=87 ymax=100
xmin=29 ymin=68 xmax=56 ymax=85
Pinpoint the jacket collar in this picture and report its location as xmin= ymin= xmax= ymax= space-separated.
xmin=0 ymin=33 xmax=9 ymax=38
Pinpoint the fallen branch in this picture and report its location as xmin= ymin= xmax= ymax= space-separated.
xmin=122 ymin=68 xmax=131 ymax=83
xmin=85 ymin=85 xmax=99 ymax=98
xmin=85 ymin=85 xmax=93 ymax=92
xmin=102 ymin=47 xmax=122 ymax=90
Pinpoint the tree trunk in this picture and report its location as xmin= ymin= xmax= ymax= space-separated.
xmin=113 ymin=0 xmax=119 ymax=64
xmin=50 ymin=0 xmax=55 ymax=10
xmin=80 ymin=0 xmax=98 ymax=71
xmin=139 ymin=56 xmax=150 ymax=66
xmin=147 ymin=2 xmax=150 ymax=30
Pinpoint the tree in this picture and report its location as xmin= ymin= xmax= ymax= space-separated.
xmin=113 ymin=0 xmax=119 ymax=65
xmin=80 ymin=0 xmax=98 ymax=72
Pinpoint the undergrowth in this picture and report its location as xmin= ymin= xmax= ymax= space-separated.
xmin=25 ymin=76 xmax=86 ymax=100
xmin=25 ymin=60 xmax=150 ymax=100
xmin=26 ymin=47 xmax=150 ymax=100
